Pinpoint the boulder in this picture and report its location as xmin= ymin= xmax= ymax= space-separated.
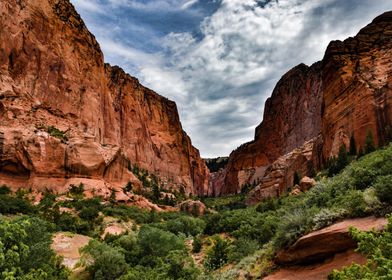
xmin=300 ymin=176 xmax=316 ymax=192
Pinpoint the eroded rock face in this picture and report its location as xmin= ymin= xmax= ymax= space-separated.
xmin=222 ymin=63 xmax=323 ymax=195
xmin=214 ymin=11 xmax=392 ymax=202
xmin=275 ymin=216 xmax=387 ymax=265
xmin=246 ymin=139 xmax=315 ymax=205
xmin=0 ymin=0 xmax=208 ymax=196
xmin=321 ymin=12 xmax=392 ymax=159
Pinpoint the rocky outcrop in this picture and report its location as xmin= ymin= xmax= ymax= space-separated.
xmin=264 ymin=250 xmax=366 ymax=280
xmin=265 ymin=217 xmax=387 ymax=280
xmin=0 ymin=0 xmax=208 ymax=196
xmin=178 ymin=200 xmax=207 ymax=216
xmin=246 ymin=139 xmax=315 ymax=205
xmin=299 ymin=176 xmax=316 ymax=192
xmin=276 ymin=216 xmax=387 ymax=265
xmin=213 ymin=11 xmax=392 ymax=202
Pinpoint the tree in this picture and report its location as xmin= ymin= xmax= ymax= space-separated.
xmin=293 ymin=171 xmax=302 ymax=186
xmin=0 ymin=217 xmax=69 ymax=280
xmin=81 ymin=240 xmax=128 ymax=280
xmin=337 ymin=143 xmax=349 ymax=171
xmin=204 ymin=236 xmax=230 ymax=270
xmin=365 ymin=130 xmax=376 ymax=154
xmin=349 ymin=134 xmax=357 ymax=156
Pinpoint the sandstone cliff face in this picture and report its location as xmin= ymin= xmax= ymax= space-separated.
xmin=222 ymin=62 xmax=323 ymax=195
xmin=321 ymin=12 xmax=392 ymax=159
xmin=0 ymin=0 xmax=208 ymax=195
xmin=215 ymin=11 xmax=392 ymax=202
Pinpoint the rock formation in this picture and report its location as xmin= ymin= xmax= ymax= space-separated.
xmin=264 ymin=217 xmax=387 ymax=280
xmin=213 ymin=11 xmax=392 ymax=203
xmin=0 ymin=0 xmax=209 ymax=196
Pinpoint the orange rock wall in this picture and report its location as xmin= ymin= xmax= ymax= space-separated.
xmin=216 ymin=12 xmax=392 ymax=200
xmin=0 ymin=0 xmax=208 ymax=195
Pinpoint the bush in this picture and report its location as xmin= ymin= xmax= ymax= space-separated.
xmin=0 ymin=194 xmax=35 ymax=214
xmin=193 ymin=235 xmax=203 ymax=253
xmin=47 ymin=125 xmax=68 ymax=142
xmin=228 ymin=238 xmax=259 ymax=263
xmin=0 ymin=185 xmax=11 ymax=195
xmin=69 ymin=183 xmax=85 ymax=197
xmin=256 ymin=198 xmax=280 ymax=213
xmin=374 ymin=175 xmax=392 ymax=204
xmin=204 ymin=236 xmax=230 ymax=270
xmin=157 ymin=216 xmax=206 ymax=237
xmin=136 ymin=226 xmax=186 ymax=266
xmin=82 ymin=240 xmax=128 ymax=280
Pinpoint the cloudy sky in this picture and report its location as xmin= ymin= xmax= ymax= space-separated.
xmin=70 ymin=0 xmax=391 ymax=158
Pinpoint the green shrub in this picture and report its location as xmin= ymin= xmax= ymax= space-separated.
xmin=156 ymin=215 xmax=206 ymax=237
xmin=119 ymin=266 xmax=165 ymax=280
xmin=69 ymin=183 xmax=85 ymax=197
xmin=79 ymin=206 xmax=100 ymax=221
xmin=374 ymin=175 xmax=392 ymax=204
xmin=228 ymin=238 xmax=259 ymax=263
xmin=193 ymin=235 xmax=203 ymax=253
xmin=136 ymin=225 xmax=186 ymax=266
xmin=255 ymin=198 xmax=280 ymax=213
xmin=204 ymin=236 xmax=230 ymax=270
xmin=329 ymin=215 xmax=392 ymax=279
xmin=47 ymin=125 xmax=68 ymax=142
xmin=82 ymin=240 xmax=128 ymax=280
xmin=0 ymin=185 xmax=11 ymax=195
xmin=0 ymin=194 xmax=35 ymax=214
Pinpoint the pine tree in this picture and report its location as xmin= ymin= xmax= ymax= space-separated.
xmin=349 ymin=134 xmax=357 ymax=156
xmin=365 ymin=130 xmax=376 ymax=154
xmin=337 ymin=143 xmax=349 ymax=171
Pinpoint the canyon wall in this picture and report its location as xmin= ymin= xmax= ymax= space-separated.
xmin=0 ymin=0 xmax=209 ymax=195
xmin=212 ymin=11 xmax=392 ymax=203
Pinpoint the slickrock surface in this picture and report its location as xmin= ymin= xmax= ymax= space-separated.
xmin=211 ymin=11 xmax=392 ymax=203
xmin=265 ymin=216 xmax=387 ymax=280
xmin=0 ymin=0 xmax=208 ymax=196
xmin=264 ymin=250 xmax=366 ymax=280
xmin=276 ymin=216 xmax=387 ymax=265
xmin=51 ymin=232 xmax=91 ymax=269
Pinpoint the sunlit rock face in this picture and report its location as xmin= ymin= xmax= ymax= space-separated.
xmin=0 ymin=0 xmax=209 ymax=196
xmin=214 ymin=11 xmax=392 ymax=202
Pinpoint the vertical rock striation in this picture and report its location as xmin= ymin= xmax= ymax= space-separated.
xmin=0 ymin=0 xmax=209 ymax=195
xmin=216 ymin=11 xmax=392 ymax=204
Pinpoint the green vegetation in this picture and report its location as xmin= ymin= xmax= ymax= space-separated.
xmin=0 ymin=216 xmax=69 ymax=279
xmin=329 ymin=215 xmax=392 ymax=279
xmin=204 ymin=157 xmax=229 ymax=173
xmin=0 ymin=144 xmax=391 ymax=279
xmin=46 ymin=125 xmax=68 ymax=142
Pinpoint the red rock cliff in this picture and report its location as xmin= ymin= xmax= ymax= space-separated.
xmin=0 ymin=0 xmax=209 ymax=195
xmin=215 ymin=11 xmax=392 ymax=202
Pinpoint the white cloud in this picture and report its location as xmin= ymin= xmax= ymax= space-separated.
xmin=71 ymin=0 xmax=392 ymax=157
xmin=181 ymin=0 xmax=199 ymax=10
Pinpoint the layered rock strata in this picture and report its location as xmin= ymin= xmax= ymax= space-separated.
xmin=0 ymin=0 xmax=209 ymax=196
xmin=213 ymin=11 xmax=392 ymax=203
